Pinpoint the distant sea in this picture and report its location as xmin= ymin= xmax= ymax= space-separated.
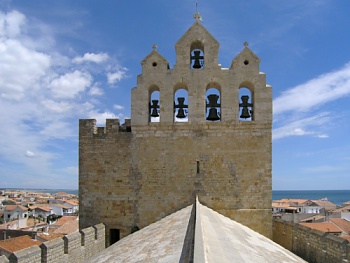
xmin=3 ymin=189 xmax=350 ymax=206
xmin=2 ymin=188 xmax=79 ymax=196
xmin=273 ymin=190 xmax=350 ymax=206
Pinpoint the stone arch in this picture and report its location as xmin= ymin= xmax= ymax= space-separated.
xmin=174 ymin=83 xmax=189 ymax=122
xmin=206 ymin=82 xmax=221 ymax=121
xmin=238 ymin=81 xmax=254 ymax=121
xmin=190 ymin=40 xmax=204 ymax=69
xmin=149 ymin=85 xmax=160 ymax=122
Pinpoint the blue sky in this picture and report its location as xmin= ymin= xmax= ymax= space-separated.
xmin=0 ymin=0 xmax=349 ymax=190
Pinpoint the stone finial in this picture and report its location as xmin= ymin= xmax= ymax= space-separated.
xmin=194 ymin=12 xmax=202 ymax=21
xmin=244 ymin=42 xmax=249 ymax=47
xmin=152 ymin=44 xmax=158 ymax=51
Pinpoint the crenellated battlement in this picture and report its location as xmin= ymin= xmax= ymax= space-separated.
xmin=0 ymin=224 xmax=105 ymax=263
xmin=79 ymin=118 xmax=131 ymax=138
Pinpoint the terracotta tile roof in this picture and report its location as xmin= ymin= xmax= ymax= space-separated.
xmin=55 ymin=192 xmax=68 ymax=195
xmin=53 ymin=216 xmax=78 ymax=226
xmin=64 ymin=200 xmax=78 ymax=205
xmin=50 ymin=203 xmax=71 ymax=209
xmin=341 ymin=235 xmax=350 ymax=242
xmin=4 ymin=205 xmax=27 ymax=211
xmin=37 ymin=232 xmax=64 ymax=241
xmin=53 ymin=220 xmax=79 ymax=235
xmin=35 ymin=206 xmax=52 ymax=212
xmin=332 ymin=205 xmax=350 ymax=213
xmin=0 ymin=235 xmax=42 ymax=253
xmin=300 ymin=215 xmax=325 ymax=222
xmin=300 ymin=222 xmax=342 ymax=233
xmin=312 ymin=200 xmax=337 ymax=208
xmin=330 ymin=218 xmax=350 ymax=234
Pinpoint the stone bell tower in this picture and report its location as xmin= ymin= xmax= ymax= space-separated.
xmin=79 ymin=13 xmax=272 ymax=245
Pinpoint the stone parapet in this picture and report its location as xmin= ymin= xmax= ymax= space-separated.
xmin=2 ymin=224 xmax=105 ymax=263
xmin=273 ymin=219 xmax=350 ymax=262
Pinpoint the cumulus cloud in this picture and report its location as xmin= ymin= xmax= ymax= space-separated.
xmin=49 ymin=70 xmax=92 ymax=99
xmin=88 ymin=110 xmax=118 ymax=125
xmin=0 ymin=39 xmax=51 ymax=100
xmin=89 ymin=85 xmax=104 ymax=96
xmin=113 ymin=104 xmax=124 ymax=110
xmin=73 ymin=52 xmax=109 ymax=64
xmin=0 ymin=10 xmax=26 ymax=38
xmin=107 ymin=67 xmax=127 ymax=85
xmin=0 ymin=9 xmax=128 ymax=188
xmin=40 ymin=99 xmax=73 ymax=113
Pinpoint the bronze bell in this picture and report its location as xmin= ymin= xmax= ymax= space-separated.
xmin=150 ymin=108 xmax=159 ymax=117
xmin=192 ymin=50 xmax=202 ymax=69
xmin=206 ymin=108 xmax=220 ymax=121
xmin=176 ymin=108 xmax=186 ymax=119
xmin=240 ymin=108 xmax=251 ymax=119
xmin=150 ymin=99 xmax=159 ymax=117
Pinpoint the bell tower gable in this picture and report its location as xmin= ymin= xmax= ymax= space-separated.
xmin=141 ymin=47 xmax=170 ymax=74
xmin=230 ymin=42 xmax=260 ymax=73
xmin=175 ymin=21 xmax=220 ymax=70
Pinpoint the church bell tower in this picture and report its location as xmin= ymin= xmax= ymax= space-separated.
xmin=79 ymin=12 xmax=273 ymax=244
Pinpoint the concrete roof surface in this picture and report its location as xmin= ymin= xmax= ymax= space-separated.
xmin=86 ymin=199 xmax=305 ymax=263
xmin=195 ymin=202 xmax=306 ymax=263
xmin=87 ymin=205 xmax=193 ymax=263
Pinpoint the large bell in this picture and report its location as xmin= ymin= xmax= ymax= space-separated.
xmin=150 ymin=99 xmax=159 ymax=117
xmin=150 ymin=108 xmax=159 ymax=117
xmin=176 ymin=108 xmax=186 ymax=119
xmin=192 ymin=59 xmax=201 ymax=69
xmin=206 ymin=108 xmax=220 ymax=121
xmin=240 ymin=108 xmax=251 ymax=119
xmin=192 ymin=50 xmax=202 ymax=69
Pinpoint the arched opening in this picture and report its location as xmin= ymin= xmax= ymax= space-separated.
xmin=239 ymin=87 xmax=253 ymax=121
xmin=149 ymin=88 xmax=160 ymax=123
xmin=190 ymin=41 xmax=204 ymax=69
xmin=174 ymin=88 xmax=188 ymax=122
xmin=206 ymin=86 xmax=221 ymax=122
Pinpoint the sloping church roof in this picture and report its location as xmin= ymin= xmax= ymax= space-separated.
xmin=87 ymin=198 xmax=305 ymax=263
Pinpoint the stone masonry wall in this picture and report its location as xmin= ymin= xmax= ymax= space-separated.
xmin=79 ymin=120 xmax=272 ymax=241
xmin=2 ymin=224 xmax=105 ymax=263
xmin=273 ymin=219 xmax=350 ymax=262
xmin=79 ymin=20 xmax=273 ymax=243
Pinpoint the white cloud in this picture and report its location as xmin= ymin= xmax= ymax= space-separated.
xmin=73 ymin=52 xmax=109 ymax=64
xmin=89 ymin=85 xmax=104 ymax=96
xmin=273 ymin=112 xmax=330 ymax=140
xmin=107 ymin=67 xmax=127 ymax=85
xmin=303 ymin=165 xmax=346 ymax=173
xmin=41 ymin=99 xmax=73 ymax=113
xmin=0 ymin=9 xmax=129 ymax=189
xmin=88 ymin=110 xmax=118 ymax=125
xmin=0 ymin=39 xmax=51 ymax=100
xmin=113 ymin=104 xmax=124 ymax=110
xmin=49 ymin=70 xmax=92 ymax=99
xmin=0 ymin=10 xmax=26 ymax=39
xmin=274 ymin=63 xmax=350 ymax=115
xmin=25 ymin=150 xmax=36 ymax=158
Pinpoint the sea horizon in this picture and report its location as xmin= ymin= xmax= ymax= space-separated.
xmin=2 ymin=188 xmax=349 ymax=206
